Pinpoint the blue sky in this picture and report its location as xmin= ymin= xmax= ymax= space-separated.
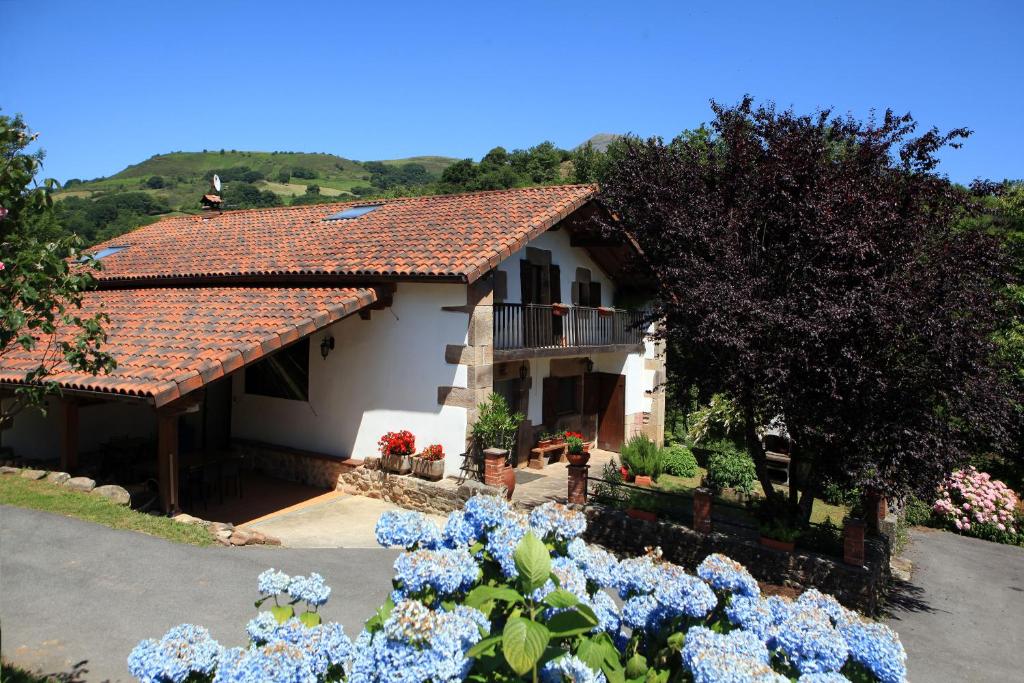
xmin=3 ymin=0 xmax=1022 ymax=184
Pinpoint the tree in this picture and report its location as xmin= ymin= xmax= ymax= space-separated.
xmin=144 ymin=175 xmax=165 ymax=189
xmin=599 ymin=98 xmax=1020 ymax=521
xmin=305 ymin=184 xmax=320 ymax=196
xmin=0 ymin=113 xmax=115 ymax=431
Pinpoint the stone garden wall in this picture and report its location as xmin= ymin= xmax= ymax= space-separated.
xmin=582 ymin=506 xmax=891 ymax=615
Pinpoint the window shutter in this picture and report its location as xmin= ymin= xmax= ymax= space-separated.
xmin=583 ymin=372 xmax=600 ymax=414
xmin=539 ymin=265 xmax=552 ymax=305
xmin=494 ymin=270 xmax=508 ymax=303
xmin=520 ymin=260 xmax=533 ymax=304
xmin=550 ymin=265 xmax=561 ymax=304
xmin=589 ymin=282 xmax=602 ymax=308
xmin=570 ymin=281 xmax=580 ymax=305
xmin=542 ymin=376 xmax=559 ymax=427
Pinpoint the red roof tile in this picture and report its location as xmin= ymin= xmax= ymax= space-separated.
xmin=87 ymin=185 xmax=597 ymax=284
xmin=0 ymin=287 xmax=377 ymax=407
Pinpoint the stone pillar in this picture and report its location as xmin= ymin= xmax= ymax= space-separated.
xmin=863 ymin=489 xmax=888 ymax=535
xmin=693 ymin=488 xmax=712 ymax=534
xmin=843 ymin=518 xmax=865 ymax=567
xmin=482 ymin=448 xmax=507 ymax=487
xmin=568 ymin=464 xmax=589 ymax=504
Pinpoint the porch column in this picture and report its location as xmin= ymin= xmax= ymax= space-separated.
xmin=157 ymin=412 xmax=180 ymax=515
xmin=60 ymin=399 xmax=79 ymax=473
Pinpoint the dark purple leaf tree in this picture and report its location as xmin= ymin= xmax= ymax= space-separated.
xmin=600 ymin=98 xmax=1020 ymax=521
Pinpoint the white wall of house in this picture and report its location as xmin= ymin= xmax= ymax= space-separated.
xmin=1 ymin=397 xmax=155 ymax=461
xmin=498 ymin=229 xmax=615 ymax=306
xmin=231 ymin=282 xmax=471 ymax=476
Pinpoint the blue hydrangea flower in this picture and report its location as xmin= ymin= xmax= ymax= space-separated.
xmin=463 ymin=495 xmax=512 ymax=534
xmin=797 ymin=588 xmax=851 ymax=624
xmin=836 ymin=617 xmax=907 ymax=683
xmin=622 ymin=594 xmax=665 ymax=632
xmin=616 ymin=554 xmax=662 ymax=597
xmin=725 ymin=595 xmax=779 ymax=646
xmin=442 ymin=510 xmax=478 ymax=548
xmin=287 ymin=572 xmax=331 ymax=607
xmin=246 ymin=611 xmax=280 ymax=644
xmin=212 ymin=640 xmax=315 ymax=683
xmin=654 ymin=565 xmax=717 ymax=619
xmin=393 ymin=548 xmax=479 ymax=597
xmin=374 ymin=510 xmax=442 ymax=549
xmin=697 ymin=553 xmax=760 ymax=598
xmin=529 ymin=502 xmax=587 ymax=542
xmin=587 ymin=590 xmax=621 ymax=634
xmin=532 ymin=556 xmax=589 ymax=603
xmin=541 ymin=654 xmax=607 ymax=682
xmin=128 ymin=624 xmax=223 ymax=683
xmin=257 ymin=568 xmax=291 ymax=597
xmin=567 ymin=539 xmax=620 ymax=590
xmin=484 ymin=519 xmax=528 ymax=578
xmin=680 ymin=626 xmax=784 ymax=683
xmin=797 ymin=673 xmax=852 ymax=682
xmin=775 ymin=605 xmax=850 ymax=674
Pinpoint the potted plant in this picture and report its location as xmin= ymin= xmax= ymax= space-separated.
xmin=565 ymin=431 xmax=590 ymax=466
xmin=597 ymin=306 xmax=615 ymax=318
xmin=626 ymin=490 xmax=660 ymax=522
xmin=412 ymin=444 xmax=445 ymax=481
xmin=620 ymin=434 xmax=663 ymax=487
xmin=378 ymin=430 xmax=415 ymax=474
xmin=471 ymin=394 xmax=524 ymax=500
xmin=551 ymin=302 xmax=571 ymax=317
xmin=536 ymin=432 xmax=556 ymax=448
xmin=757 ymin=494 xmax=802 ymax=552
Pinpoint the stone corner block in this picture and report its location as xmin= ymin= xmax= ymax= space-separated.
xmin=66 ymin=476 xmax=96 ymax=492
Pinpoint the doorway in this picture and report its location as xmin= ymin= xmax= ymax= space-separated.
xmin=591 ymin=372 xmax=625 ymax=451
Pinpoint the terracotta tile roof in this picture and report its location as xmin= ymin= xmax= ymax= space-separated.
xmin=87 ymin=184 xmax=597 ymax=284
xmin=0 ymin=287 xmax=377 ymax=407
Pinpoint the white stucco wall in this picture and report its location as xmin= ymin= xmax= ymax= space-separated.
xmin=231 ymin=282 xmax=470 ymax=475
xmin=498 ymin=229 xmax=615 ymax=306
xmin=1 ymin=397 xmax=155 ymax=461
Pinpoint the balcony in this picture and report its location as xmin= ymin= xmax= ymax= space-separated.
xmin=493 ymin=303 xmax=646 ymax=359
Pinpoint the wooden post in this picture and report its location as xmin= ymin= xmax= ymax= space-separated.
xmin=157 ymin=412 xmax=180 ymax=515
xmin=60 ymin=399 xmax=79 ymax=473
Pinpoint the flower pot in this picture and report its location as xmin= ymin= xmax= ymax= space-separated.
xmin=626 ymin=508 xmax=657 ymax=522
xmin=552 ymin=303 xmax=570 ymax=317
xmin=412 ymin=457 xmax=444 ymax=482
xmin=620 ymin=467 xmax=635 ymax=483
xmin=381 ymin=453 xmax=412 ymax=475
xmin=759 ymin=536 xmax=795 ymax=552
xmin=537 ymin=439 xmax=554 ymax=448
xmin=597 ymin=307 xmax=615 ymax=318
xmin=634 ymin=475 xmax=653 ymax=487
xmin=502 ymin=466 xmax=516 ymax=501
xmin=567 ymin=451 xmax=591 ymax=466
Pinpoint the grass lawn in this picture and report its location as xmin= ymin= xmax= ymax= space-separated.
xmin=0 ymin=659 xmax=75 ymax=683
xmin=0 ymin=476 xmax=212 ymax=546
xmin=655 ymin=468 xmax=849 ymax=525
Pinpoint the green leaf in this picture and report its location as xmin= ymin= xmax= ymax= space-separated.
xmin=299 ymin=611 xmax=321 ymax=628
xmin=501 ymin=617 xmax=550 ymax=675
xmin=270 ymin=605 xmax=294 ymax=624
xmin=625 ymin=654 xmax=649 ymax=678
xmin=513 ymin=532 xmax=551 ymax=592
xmin=542 ymin=589 xmax=580 ymax=609
xmin=666 ymin=632 xmax=685 ymax=650
xmin=466 ymin=633 xmax=504 ymax=658
xmin=465 ymin=585 xmax=525 ymax=609
xmin=547 ymin=607 xmax=599 ymax=637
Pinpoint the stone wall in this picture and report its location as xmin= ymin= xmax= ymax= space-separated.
xmin=582 ymin=506 xmax=890 ymax=615
xmin=235 ymin=439 xmax=358 ymax=490
xmin=338 ymin=460 xmax=504 ymax=517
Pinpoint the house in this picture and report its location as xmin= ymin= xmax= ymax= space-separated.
xmin=0 ymin=185 xmax=666 ymax=512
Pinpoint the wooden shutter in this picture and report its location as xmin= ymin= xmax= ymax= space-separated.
xmin=494 ymin=270 xmax=507 ymax=303
xmin=589 ymin=282 xmax=602 ymax=308
xmin=583 ymin=372 xmax=600 ymax=414
xmin=520 ymin=260 xmax=534 ymax=304
xmin=539 ymin=265 xmax=552 ymax=305
xmin=542 ymin=376 xmax=559 ymax=427
xmin=550 ymin=264 xmax=563 ymax=340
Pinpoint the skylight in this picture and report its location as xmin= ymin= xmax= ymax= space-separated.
xmin=84 ymin=246 xmax=127 ymax=261
xmin=324 ymin=205 xmax=380 ymax=221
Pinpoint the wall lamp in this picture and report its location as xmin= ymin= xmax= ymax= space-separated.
xmin=519 ymin=364 xmax=528 ymax=380
xmin=320 ymin=335 xmax=335 ymax=360
xmin=584 ymin=358 xmax=594 ymax=373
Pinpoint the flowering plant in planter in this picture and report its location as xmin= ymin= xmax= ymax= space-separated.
xmin=378 ymin=430 xmax=415 ymax=457
xmin=418 ymin=444 xmax=444 ymax=462
xmin=564 ymin=431 xmax=586 ymax=455
xmin=129 ymin=499 xmax=909 ymax=683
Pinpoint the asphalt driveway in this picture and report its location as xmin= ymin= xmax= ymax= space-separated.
xmin=884 ymin=528 xmax=1024 ymax=682
xmin=0 ymin=506 xmax=398 ymax=682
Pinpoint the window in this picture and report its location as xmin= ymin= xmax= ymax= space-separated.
xmin=555 ymin=376 xmax=579 ymax=415
xmin=324 ymin=205 xmax=380 ymax=221
xmin=572 ymin=268 xmax=601 ymax=307
xmin=244 ymin=338 xmax=310 ymax=401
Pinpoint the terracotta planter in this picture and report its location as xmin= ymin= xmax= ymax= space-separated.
xmin=567 ymin=451 xmax=591 ymax=466
xmin=412 ymin=457 xmax=444 ymax=481
xmin=537 ymin=439 xmax=554 ymax=448
xmin=626 ymin=508 xmax=657 ymax=522
xmin=552 ymin=303 xmax=570 ymax=317
xmin=759 ymin=536 xmax=795 ymax=552
xmin=597 ymin=306 xmax=615 ymax=318
xmin=620 ymin=467 xmax=635 ymax=483
xmin=634 ymin=475 xmax=653 ymax=487
xmin=502 ymin=466 xmax=516 ymax=501
xmin=381 ymin=453 xmax=412 ymax=475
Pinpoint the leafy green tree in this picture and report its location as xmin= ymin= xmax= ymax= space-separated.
xmin=224 ymin=182 xmax=281 ymax=209
xmin=305 ymin=184 xmax=320 ymax=196
xmin=275 ymin=169 xmax=291 ymax=183
xmin=0 ymin=113 xmax=115 ymax=430
xmin=144 ymin=175 xmax=165 ymax=189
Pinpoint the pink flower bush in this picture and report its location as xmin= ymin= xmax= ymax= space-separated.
xmin=933 ymin=467 xmax=1019 ymax=535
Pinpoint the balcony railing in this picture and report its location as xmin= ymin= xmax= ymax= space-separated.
xmin=493 ymin=303 xmax=646 ymax=351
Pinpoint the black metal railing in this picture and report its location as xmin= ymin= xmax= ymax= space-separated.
xmin=493 ymin=303 xmax=646 ymax=351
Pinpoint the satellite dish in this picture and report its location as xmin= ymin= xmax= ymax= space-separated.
xmin=212 ymin=174 xmax=222 ymax=192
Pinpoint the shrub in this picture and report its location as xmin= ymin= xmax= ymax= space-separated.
xmin=686 ymin=393 xmax=744 ymax=444
xmin=620 ymin=434 xmax=663 ymax=478
xmin=471 ymin=393 xmax=523 ymax=453
xmin=902 ymin=495 xmax=933 ymax=527
xmin=130 ymin=500 xmax=909 ymax=682
xmin=932 ymin=467 xmax=1022 ymax=545
xmin=661 ymin=444 xmax=699 ymax=477
xmin=704 ymin=440 xmax=757 ymax=494
xmin=821 ymin=479 xmax=861 ymax=508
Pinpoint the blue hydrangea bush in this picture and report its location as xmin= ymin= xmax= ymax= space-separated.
xmin=129 ymin=497 xmax=907 ymax=682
